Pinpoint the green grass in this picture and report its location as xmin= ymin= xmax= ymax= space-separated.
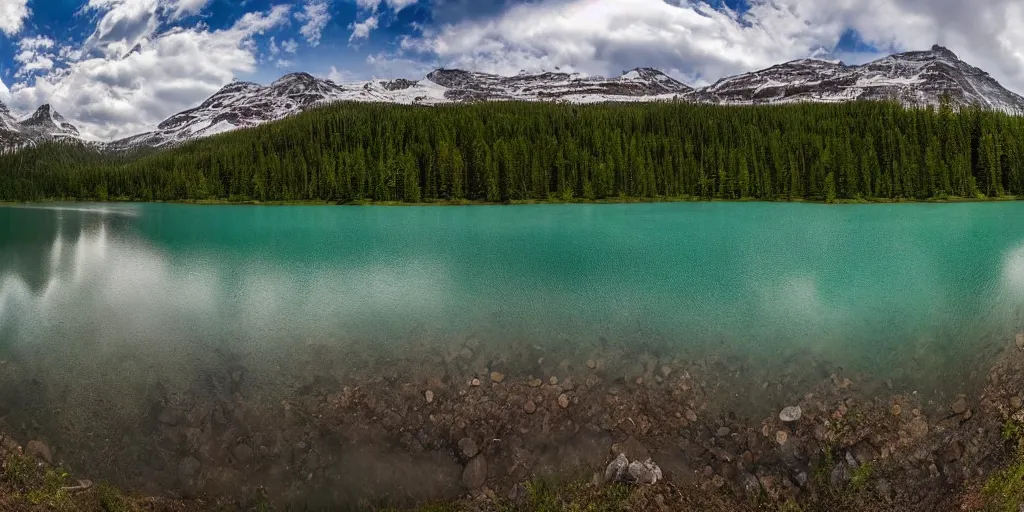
xmin=849 ymin=463 xmax=874 ymax=490
xmin=982 ymin=451 xmax=1024 ymax=512
xmin=503 ymin=478 xmax=634 ymax=512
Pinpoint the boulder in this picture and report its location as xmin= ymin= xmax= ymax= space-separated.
xmin=604 ymin=453 xmax=629 ymax=483
xmin=463 ymin=455 xmax=488 ymax=490
xmin=627 ymin=459 xmax=663 ymax=484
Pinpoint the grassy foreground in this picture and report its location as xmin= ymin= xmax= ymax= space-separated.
xmin=4 ymin=444 xmax=1024 ymax=512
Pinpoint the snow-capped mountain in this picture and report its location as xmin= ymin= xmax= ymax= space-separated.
xmin=17 ymin=104 xmax=81 ymax=140
xmin=105 ymin=67 xmax=691 ymax=150
xmin=0 ymin=103 xmax=80 ymax=152
xmin=692 ymin=45 xmax=1024 ymax=113
xmin=4 ymin=44 xmax=1023 ymax=154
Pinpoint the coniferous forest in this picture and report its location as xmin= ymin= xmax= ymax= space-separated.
xmin=2 ymin=100 xmax=1024 ymax=203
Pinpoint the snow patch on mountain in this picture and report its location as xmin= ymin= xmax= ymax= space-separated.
xmin=4 ymin=45 xmax=1023 ymax=154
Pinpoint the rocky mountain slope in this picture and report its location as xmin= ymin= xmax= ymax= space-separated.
xmin=3 ymin=45 xmax=1023 ymax=153
xmin=104 ymin=67 xmax=692 ymax=150
xmin=692 ymin=45 xmax=1024 ymax=113
xmin=0 ymin=103 xmax=80 ymax=152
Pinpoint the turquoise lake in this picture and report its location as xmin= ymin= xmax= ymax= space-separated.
xmin=3 ymin=201 xmax=1024 ymax=502
xmin=1 ymin=202 xmax=1023 ymax=393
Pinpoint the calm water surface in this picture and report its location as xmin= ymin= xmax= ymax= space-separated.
xmin=2 ymin=202 xmax=1023 ymax=382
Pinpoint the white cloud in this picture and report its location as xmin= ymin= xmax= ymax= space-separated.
xmin=7 ymin=4 xmax=293 ymax=141
xmin=296 ymin=0 xmax=331 ymax=47
xmin=82 ymin=0 xmax=162 ymax=59
xmin=366 ymin=51 xmax=435 ymax=79
xmin=349 ymin=0 xmax=417 ymax=41
xmin=281 ymin=38 xmax=299 ymax=53
xmin=356 ymin=0 xmax=417 ymax=13
xmin=325 ymin=65 xmax=351 ymax=83
xmin=14 ymin=36 xmax=57 ymax=77
xmin=19 ymin=35 xmax=54 ymax=50
xmin=349 ymin=15 xmax=378 ymax=42
xmin=163 ymin=0 xmax=210 ymax=19
xmin=275 ymin=58 xmax=294 ymax=68
xmin=0 ymin=0 xmax=29 ymax=36
xmin=394 ymin=0 xmax=1024 ymax=94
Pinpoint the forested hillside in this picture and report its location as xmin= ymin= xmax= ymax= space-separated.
xmin=1 ymin=101 xmax=1023 ymax=203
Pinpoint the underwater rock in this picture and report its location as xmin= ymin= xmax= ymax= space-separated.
xmin=462 ymin=455 xmax=488 ymax=490
xmin=458 ymin=437 xmax=479 ymax=459
xmin=26 ymin=440 xmax=52 ymax=464
xmin=951 ymin=396 xmax=968 ymax=415
xmin=779 ymin=406 xmax=802 ymax=422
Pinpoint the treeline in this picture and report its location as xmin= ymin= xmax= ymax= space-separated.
xmin=2 ymin=101 xmax=1024 ymax=203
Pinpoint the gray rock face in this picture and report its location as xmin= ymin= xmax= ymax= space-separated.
xmin=0 ymin=102 xmax=80 ymax=152
xmin=691 ymin=46 xmax=1024 ymax=114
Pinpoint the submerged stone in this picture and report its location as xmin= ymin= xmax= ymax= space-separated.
xmin=779 ymin=406 xmax=802 ymax=422
xmin=462 ymin=455 xmax=488 ymax=490
xmin=951 ymin=397 xmax=968 ymax=415
xmin=26 ymin=440 xmax=52 ymax=464
xmin=458 ymin=437 xmax=479 ymax=459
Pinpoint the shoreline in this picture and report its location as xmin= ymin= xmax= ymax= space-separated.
xmin=2 ymin=335 xmax=1024 ymax=510
xmin=0 ymin=194 xmax=1021 ymax=207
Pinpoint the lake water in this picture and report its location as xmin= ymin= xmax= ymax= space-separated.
xmin=1 ymin=201 xmax=1023 ymax=501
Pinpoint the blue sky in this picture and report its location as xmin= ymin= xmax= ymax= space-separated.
xmin=0 ymin=0 xmax=1020 ymax=141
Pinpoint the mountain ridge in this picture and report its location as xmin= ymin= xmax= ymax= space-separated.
xmin=2 ymin=45 xmax=1023 ymax=152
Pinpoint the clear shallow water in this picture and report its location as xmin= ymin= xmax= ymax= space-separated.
xmin=1 ymin=202 xmax=1023 ymax=386
xmin=2 ymin=201 xmax=1024 ymax=502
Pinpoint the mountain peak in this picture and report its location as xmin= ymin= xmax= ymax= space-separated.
xmin=272 ymin=72 xmax=317 ymax=87
xmin=930 ymin=44 xmax=958 ymax=59
xmin=16 ymin=103 xmax=80 ymax=138
xmin=122 ymin=43 xmax=143 ymax=60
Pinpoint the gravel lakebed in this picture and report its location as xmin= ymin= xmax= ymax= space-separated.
xmin=2 ymin=335 xmax=1024 ymax=511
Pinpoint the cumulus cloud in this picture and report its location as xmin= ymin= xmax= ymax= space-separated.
xmin=355 ymin=0 xmax=417 ymax=12
xmin=163 ymin=0 xmax=210 ymax=19
xmin=281 ymin=38 xmax=299 ymax=53
xmin=0 ymin=0 xmax=29 ymax=36
xmin=296 ymin=0 xmax=331 ymax=46
xmin=325 ymin=65 xmax=351 ymax=83
xmin=348 ymin=0 xmax=417 ymax=41
xmin=7 ymin=4 xmax=293 ymax=141
xmin=394 ymin=0 xmax=1024 ymax=93
xmin=82 ymin=0 xmax=163 ymax=59
xmin=14 ymin=36 xmax=57 ymax=77
xmin=348 ymin=15 xmax=378 ymax=41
